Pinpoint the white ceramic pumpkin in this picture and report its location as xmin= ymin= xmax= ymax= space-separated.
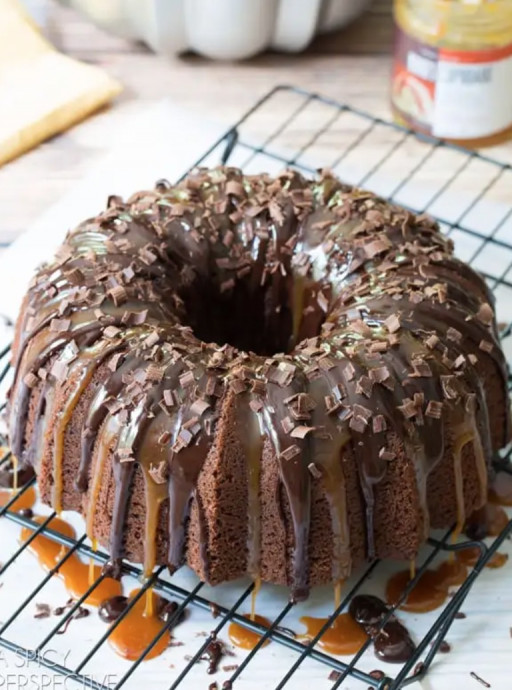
xmin=57 ymin=0 xmax=372 ymax=60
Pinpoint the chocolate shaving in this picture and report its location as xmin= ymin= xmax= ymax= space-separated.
xmin=446 ymin=327 xmax=462 ymax=343
xmin=425 ymin=400 xmax=443 ymax=418
xmin=108 ymin=285 xmax=127 ymax=306
xmin=479 ymin=339 xmax=493 ymax=353
xmin=225 ymin=180 xmax=245 ymax=198
xmin=108 ymin=352 xmax=124 ymax=372
xmin=349 ymin=415 xmax=368 ymax=433
xmin=379 ymin=447 xmax=396 ymax=461
xmin=372 ymin=415 xmax=387 ymax=433
xmin=353 ymin=403 xmax=372 ymax=421
xmin=34 ymin=603 xmax=51 ymax=619
xmin=291 ymin=425 xmax=315 ymax=439
xmin=356 ymin=375 xmax=373 ymax=397
xmin=384 ymin=314 xmax=401 ymax=333
xmin=476 ymin=302 xmax=493 ymax=325
xmin=440 ymin=375 xmax=458 ymax=400
xmin=146 ymin=364 xmax=164 ymax=382
xmin=50 ymin=360 xmax=68 ymax=382
xmin=280 ymin=445 xmax=301 ymax=461
xmin=149 ymin=461 xmax=168 ymax=484
xmin=281 ymin=416 xmax=295 ymax=434
xmin=23 ymin=372 xmax=39 ymax=388
xmin=229 ymin=379 xmax=247 ymax=394
xmin=104 ymin=325 xmax=121 ymax=339
xmin=308 ymin=463 xmax=322 ymax=479
xmin=344 ymin=361 xmax=356 ymax=381
xmin=179 ymin=371 xmax=195 ymax=388
xmin=50 ymin=317 xmax=71 ymax=333
xmin=398 ymin=397 xmax=418 ymax=419
xmin=190 ymin=399 xmax=211 ymax=416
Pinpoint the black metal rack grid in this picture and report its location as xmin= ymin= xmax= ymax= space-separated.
xmin=1 ymin=85 xmax=512 ymax=690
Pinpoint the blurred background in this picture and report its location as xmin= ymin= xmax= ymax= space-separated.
xmin=1 ymin=0 xmax=512 ymax=257
xmin=0 ymin=0 xmax=398 ymax=245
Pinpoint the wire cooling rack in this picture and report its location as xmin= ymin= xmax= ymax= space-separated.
xmin=1 ymin=85 xmax=512 ymax=690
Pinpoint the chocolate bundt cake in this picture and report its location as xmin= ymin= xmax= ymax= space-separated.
xmin=8 ymin=167 xmax=510 ymax=601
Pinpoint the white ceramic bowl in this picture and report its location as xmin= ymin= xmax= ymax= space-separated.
xmin=58 ymin=0 xmax=372 ymax=60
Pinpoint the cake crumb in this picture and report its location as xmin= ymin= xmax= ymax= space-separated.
xmin=34 ymin=603 xmax=51 ymax=619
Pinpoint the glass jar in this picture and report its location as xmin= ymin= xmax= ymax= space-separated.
xmin=391 ymin=0 xmax=512 ymax=147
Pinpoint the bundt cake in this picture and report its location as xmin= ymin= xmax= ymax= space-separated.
xmin=7 ymin=167 xmax=510 ymax=602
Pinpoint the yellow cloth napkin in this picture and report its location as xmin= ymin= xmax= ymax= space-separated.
xmin=0 ymin=0 xmax=122 ymax=166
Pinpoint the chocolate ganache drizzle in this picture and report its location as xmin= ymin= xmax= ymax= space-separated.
xmin=7 ymin=167 xmax=510 ymax=601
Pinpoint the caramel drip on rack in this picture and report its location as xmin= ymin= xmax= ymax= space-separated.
xmin=299 ymin=613 xmax=368 ymax=656
xmin=456 ymin=546 xmax=508 ymax=569
xmin=108 ymin=588 xmax=170 ymax=661
xmin=52 ymin=359 xmax=100 ymax=513
xmin=0 ymin=485 xmax=36 ymax=511
xmin=228 ymin=613 xmax=271 ymax=651
xmin=21 ymin=515 xmax=121 ymax=606
xmin=144 ymin=587 xmax=154 ymax=618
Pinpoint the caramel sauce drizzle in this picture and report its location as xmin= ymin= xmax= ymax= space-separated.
xmin=0 ymin=485 xmax=36 ymax=512
xmin=108 ymin=587 xmax=170 ymax=661
xmin=452 ymin=429 xmax=474 ymax=544
xmin=85 ymin=428 xmax=115 ymax=541
xmin=387 ymin=545 xmax=508 ymax=614
xmin=228 ymin=613 xmax=271 ymax=651
xmin=19 ymin=508 xmax=173 ymax=662
xmin=250 ymin=576 xmax=261 ymax=622
xmin=334 ymin=579 xmax=343 ymax=611
xmin=299 ymin=613 xmax=368 ymax=656
xmin=20 ymin=515 xmax=122 ymax=606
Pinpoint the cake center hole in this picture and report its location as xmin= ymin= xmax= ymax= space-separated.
xmin=179 ymin=276 xmax=326 ymax=356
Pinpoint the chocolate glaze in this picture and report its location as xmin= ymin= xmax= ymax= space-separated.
xmin=201 ymin=637 xmax=224 ymax=674
xmin=349 ymin=594 xmax=416 ymax=663
xmin=374 ymin=619 xmax=416 ymax=663
xmin=98 ymin=595 xmax=128 ymax=624
xmin=349 ymin=594 xmax=389 ymax=627
xmin=7 ymin=167 xmax=510 ymax=600
xmin=158 ymin=599 xmax=186 ymax=626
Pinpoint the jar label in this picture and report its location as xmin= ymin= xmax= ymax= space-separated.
xmin=392 ymin=26 xmax=512 ymax=139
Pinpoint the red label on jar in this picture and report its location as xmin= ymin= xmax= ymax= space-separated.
xmin=392 ymin=26 xmax=512 ymax=139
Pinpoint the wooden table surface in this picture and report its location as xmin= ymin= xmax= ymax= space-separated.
xmin=1 ymin=0 xmax=512 ymax=246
